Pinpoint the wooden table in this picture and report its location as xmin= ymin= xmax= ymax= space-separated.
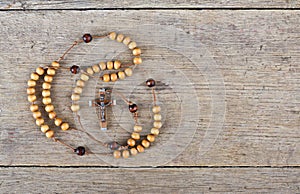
xmin=0 ymin=1 xmax=299 ymax=193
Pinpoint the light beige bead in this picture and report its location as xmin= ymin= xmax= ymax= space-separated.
xmin=102 ymin=74 xmax=110 ymax=82
xmin=128 ymin=41 xmax=137 ymax=49
xmin=42 ymin=90 xmax=51 ymax=97
xmin=151 ymin=128 xmax=160 ymax=136
xmin=109 ymin=32 xmax=117 ymax=40
xmin=71 ymin=94 xmax=80 ymax=101
xmin=28 ymin=95 xmax=37 ymax=102
xmin=131 ymin=132 xmax=140 ymax=140
xmin=27 ymin=80 xmax=36 ymax=87
xmin=73 ymin=87 xmax=83 ymax=94
xmin=71 ymin=104 xmax=80 ymax=112
xmin=45 ymin=130 xmax=54 ymax=138
xmin=80 ymin=73 xmax=89 ymax=81
xmin=35 ymin=118 xmax=45 ymax=126
xmin=137 ymin=145 xmax=144 ymax=153
xmin=27 ymin=87 xmax=35 ymax=95
xmin=99 ymin=62 xmax=106 ymax=70
xmin=30 ymin=104 xmax=39 ymax=112
xmin=132 ymin=48 xmax=141 ymax=56
xmin=152 ymin=105 xmax=161 ymax=113
xmin=48 ymin=111 xmax=56 ymax=119
xmin=113 ymin=60 xmax=121 ymax=69
xmin=54 ymin=118 xmax=63 ymax=126
xmin=51 ymin=61 xmax=60 ymax=68
xmin=153 ymin=114 xmax=162 ymax=121
xmin=36 ymin=67 xmax=45 ymax=75
xmin=44 ymin=75 xmax=53 ymax=82
xmin=107 ymin=61 xmax=113 ymax=70
xmin=42 ymin=97 xmax=52 ymax=105
xmin=133 ymin=125 xmax=142 ymax=132
xmin=147 ymin=134 xmax=155 ymax=143
xmin=47 ymin=68 xmax=56 ymax=76
xmin=124 ymin=68 xmax=133 ymax=77
xmin=123 ymin=37 xmax=131 ymax=45
xmin=41 ymin=125 xmax=49 ymax=133
xmin=117 ymin=71 xmax=126 ymax=80
xmin=116 ymin=34 xmax=124 ymax=42
xmin=133 ymin=57 xmax=142 ymax=65
xmin=92 ymin=64 xmax=100 ymax=73
xmin=45 ymin=104 xmax=54 ymax=112
xmin=130 ymin=148 xmax=138 ymax=156
xmin=122 ymin=150 xmax=130 ymax=159
xmin=86 ymin=67 xmax=94 ymax=75
xmin=113 ymin=150 xmax=121 ymax=159
xmin=61 ymin=122 xmax=69 ymax=131
xmin=142 ymin=139 xmax=150 ymax=148
xmin=32 ymin=111 xmax=42 ymax=119
xmin=127 ymin=138 xmax=136 ymax=147
xmin=153 ymin=121 xmax=162 ymax=129
xmin=76 ymin=80 xmax=85 ymax=87
xmin=30 ymin=73 xmax=39 ymax=81
xmin=110 ymin=73 xmax=118 ymax=82
xmin=42 ymin=82 xmax=51 ymax=90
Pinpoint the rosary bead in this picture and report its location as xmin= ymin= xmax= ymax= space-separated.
xmin=113 ymin=60 xmax=121 ymax=69
xmin=132 ymin=48 xmax=141 ymax=56
xmin=123 ymin=37 xmax=131 ymax=45
xmin=49 ymin=111 xmax=57 ymax=119
xmin=36 ymin=118 xmax=45 ymax=126
xmin=109 ymin=32 xmax=117 ymax=40
xmin=151 ymin=128 xmax=160 ymax=136
xmin=70 ymin=65 xmax=80 ymax=74
xmin=130 ymin=147 xmax=138 ymax=156
xmin=74 ymin=146 xmax=86 ymax=156
xmin=136 ymin=145 xmax=144 ymax=153
xmin=28 ymin=95 xmax=37 ymax=102
xmin=82 ymin=33 xmax=93 ymax=43
xmin=133 ymin=125 xmax=142 ymax=132
xmin=117 ymin=71 xmax=125 ymax=80
xmin=71 ymin=104 xmax=80 ymax=112
xmin=86 ymin=67 xmax=94 ymax=75
xmin=80 ymin=74 xmax=89 ymax=81
xmin=110 ymin=73 xmax=118 ymax=82
xmin=147 ymin=134 xmax=155 ymax=143
xmin=113 ymin=150 xmax=121 ymax=159
xmin=47 ymin=68 xmax=56 ymax=76
xmin=42 ymin=82 xmax=51 ymax=90
xmin=142 ymin=139 xmax=150 ymax=148
xmin=54 ymin=118 xmax=63 ymax=126
xmin=146 ymin=78 xmax=156 ymax=87
xmin=99 ymin=62 xmax=106 ymax=70
xmin=33 ymin=111 xmax=42 ymax=119
xmin=30 ymin=73 xmax=39 ymax=81
xmin=107 ymin=61 xmax=114 ymax=70
xmin=42 ymin=97 xmax=52 ymax=105
xmin=102 ymin=74 xmax=110 ymax=82
xmin=45 ymin=104 xmax=54 ymax=112
xmin=76 ymin=80 xmax=85 ymax=87
xmin=133 ymin=57 xmax=142 ymax=65
xmin=44 ymin=75 xmax=53 ymax=82
xmin=27 ymin=87 xmax=35 ymax=95
xmin=116 ymin=34 xmax=124 ymax=42
xmin=30 ymin=104 xmax=39 ymax=112
xmin=128 ymin=41 xmax=137 ymax=50
xmin=92 ymin=64 xmax=100 ymax=73
xmin=40 ymin=124 xmax=49 ymax=133
xmin=73 ymin=87 xmax=83 ymax=94
xmin=122 ymin=150 xmax=130 ymax=159
xmin=153 ymin=121 xmax=162 ymax=129
xmin=51 ymin=61 xmax=60 ymax=68
xmin=131 ymin=132 xmax=140 ymax=140
xmin=36 ymin=67 xmax=45 ymax=75
xmin=153 ymin=113 xmax=162 ymax=121
xmin=124 ymin=68 xmax=133 ymax=77
xmin=42 ymin=90 xmax=51 ymax=97
xmin=129 ymin=103 xmax=138 ymax=113
xmin=152 ymin=105 xmax=161 ymax=113
xmin=27 ymin=80 xmax=36 ymax=87
xmin=61 ymin=122 xmax=70 ymax=131
xmin=127 ymin=138 xmax=136 ymax=147
xmin=45 ymin=130 xmax=54 ymax=138
xmin=71 ymin=94 xmax=80 ymax=101
xmin=107 ymin=142 xmax=121 ymax=150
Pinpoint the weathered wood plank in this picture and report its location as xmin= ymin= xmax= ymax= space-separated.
xmin=0 ymin=10 xmax=299 ymax=166
xmin=0 ymin=167 xmax=299 ymax=193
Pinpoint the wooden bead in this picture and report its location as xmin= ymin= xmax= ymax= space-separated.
xmin=153 ymin=121 xmax=162 ymax=129
xmin=128 ymin=41 xmax=137 ymax=49
xmin=133 ymin=57 xmax=142 ymax=65
xmin=86 ymin=67 xmax=94 ymax=75
xmin=51 ymin=61 xmax=60 ymax=68
xmin=44 ymin=75 xmax=53 ymax=82
xmin=82 ymin=34 xmax=93 ymax=43
xmin=30 ymin=73 xmax=39 ymax=81
xmin=71 ymin=104 xmax=80 ymax=112
xmin=45 ymin=104 xmax=54 ymax=112
xmin=76 ymin=80 xmax=85 ymax=87
xmin=109 ymin=32 xmax=117 ymax=40
xmin=28 ymin=95 xmax=37 ymax=102
xmin=122 ymin=150 xmax=130 ymax=159
xmin=147 ymin=134 xmax=155 ymax=143
xmin=40 ymin=125 xmax=49 ymax=133
xmin=153 ymin=114 xmax=162 ymax=121
xmin=48 ymin=111 xmax=57 ymax=119
xmin=116 ymin=34 xmax=124 ymax=42
xmin=42 ymin=82 xmax=51 ymax=90
xmin=27 ymin=80 xmax=36 ymax=87
xmin=132 ymin=48 xmax=141 ymax=56
xmin=110 ymin=73 xmax=118 ymax=82
xmin=73 ymin=87 xmax=83 ymax=94
xmin=113 ymin=60 xmax=121 ymax=69
xmin=107 ymin=61 xmax=113 ymax=70
xmin=30 ymin=104 xmax=39 ymax=112
xmin=54 ymin=118 xmax=63 ymax=126
xmin=131 ymin=132 xmax=140 ymax=140
xmin=45 ymin=130 xmax=54 ymax=138
xmin=80 ymin=74 xmax=89 ymax=81
xmin=27 ymin=87 xmax=35 ymax=95
xmin=102 ymin=74 xmax=110 ymax=82
xmin=118 ymin=71 xmax=126 ymax=80
xmin=32 ymin=111 xmax=42 ymax=119
xmin=151 ymin=128 xmax=160 ymax=136
xmin=42 ymin=90 xmax=51 ymax=97
xmin=142 ymin=139 xmax=150 ymax=148
xmin=133 ymin=125 xmax=142 ymax=132
xmin=123 ymin=37 xmax=131 ymax=45
xmin=124 ymin=68 xmax=133 ymax=77
xmin=47 ymin=68 xmax=56 ymax=76
xmin=130 ymin=148 xmax=138 ymax=156
xmin=71 ymin=94 xmax=80 ymax=101
xmin=113 ymin=150 xmax=121 ymax=159
xmin=152 ymin=105 xmax=161 ymax=113
xmin=36 ymin=67 xmax=45 ymax=75
xmin=35 ymin=118 xmax=45 ymax=126
xmin=92 ymin=64 xmax=100 ymax=73
xmin=61 ymin=122 xmax=70 ymax=131
xmin=127 ymin=138 xmax=136 ymax=147
xmin=42 ymin=97 xmax=52 ymax=105
xmin=137 ymin=145 xmax=144 ymax=153
xmin=99 ymin=62 xmax=106 ymax=70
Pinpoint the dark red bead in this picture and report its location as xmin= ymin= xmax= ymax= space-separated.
xmin=129 ymin=103 xmax=138 ymax=113
xmin=146 ymin=78 xmax=156 ymax=87
xmin=74 ymin=146 xmax=85 ymax=156
xmin=70 ymin=65 xmax=80 ymax=74
xmin=82 ymin=34 xmax=93 ymax=43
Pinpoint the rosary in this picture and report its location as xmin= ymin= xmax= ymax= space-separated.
xmin=27 ymin=32 xmax=162 ymax=159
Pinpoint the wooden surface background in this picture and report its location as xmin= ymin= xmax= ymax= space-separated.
xmin=0 ymin=1 xmax=299 ymax=193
